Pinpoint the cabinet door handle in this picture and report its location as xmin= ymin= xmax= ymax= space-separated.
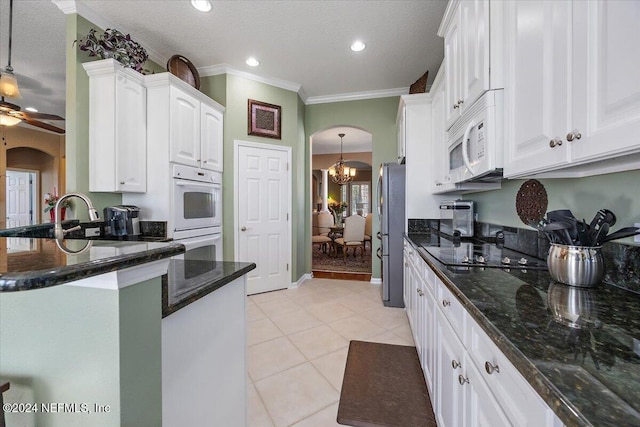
xmin=549 ymin=139 xmax=563 ymax=148
xmin=566 ymin=130 xmax=582 ymax=141
xmin=119 ymin=181 xmax=125 ymax=185
xmin=453 ymin=103 xmax=459 ymax=109
xmin=442 ymin=299 xmax=451 ymax=307
xmin=485 ymin=361 xmax=500 ymax=375
xmin=451 ymin=359 xmax=461 ymax=369
xmin=457 ymin=99 xmax=464 ymax=105
xmin=458 ymin=375 xmax=469 ymax=385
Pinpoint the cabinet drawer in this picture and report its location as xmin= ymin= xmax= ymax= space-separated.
xmin=467 ymin=320 xmax=554 ymax=427
xmin=436 ymin=279 xmax=466 ymax=341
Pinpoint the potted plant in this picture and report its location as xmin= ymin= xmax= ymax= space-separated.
xmin=44 ymin=194 xmax=71 ymax=222
xmin=75 ymin=28 xmax=148 ymax=73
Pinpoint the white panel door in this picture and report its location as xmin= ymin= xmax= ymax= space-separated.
xmin=115 ymin=73 xmax=146 ymax=192
xmin=6 ymin=170 xmax=34 ymax=253
xmin=237 ymin=142 xmax=290 ymax=295
xmin=570 ymin=0 xmax=640 ymax=162
xmin=444 ymin=9 xmax=462 ymax=130
xmin=436 ymin=309 xmax=465 ymax=427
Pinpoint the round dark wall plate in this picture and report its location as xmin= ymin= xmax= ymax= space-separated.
xmin=167 ymin=55 xmax=201 ymax=90
xmin=516 ymin=179 xmax=548 ymax=226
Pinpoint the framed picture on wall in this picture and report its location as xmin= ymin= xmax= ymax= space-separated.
xmin=248 ymin=99 xmax=282 ymax=139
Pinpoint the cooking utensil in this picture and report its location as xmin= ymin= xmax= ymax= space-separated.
xmin=602 ymin=209 xmax=616 ymax=227
xmin=600 ymin=227 xmax=640 ymax=243
xmin=541 ymin=221 xmax=572 ymax=245
xmin=577 ymin=219 xmax=591 ymax=246
xmin=594 ymin=223 xmax=609 ymax=245
xmin=547 ymin=244 xmax=604 ymax=287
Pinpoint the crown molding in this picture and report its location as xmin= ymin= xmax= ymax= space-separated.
xmin=52 ymin=0 xmax=167 ymax=69
xmin=305 ymin=87 xmax=409 ymax=105
xmin=199 ymin=64 xmax=302 ymax=94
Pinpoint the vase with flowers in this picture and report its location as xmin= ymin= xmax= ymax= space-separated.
xmin=44 ymin=194 xmax=71 ymax=222
xmin=329 ymin=202 xmax=348 ymax=225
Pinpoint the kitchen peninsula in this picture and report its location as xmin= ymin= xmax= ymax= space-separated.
xmin=0 ymin=226 xmax=255 ymax=427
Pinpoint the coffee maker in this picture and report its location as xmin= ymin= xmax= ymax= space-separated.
xmin=103 ymin=205 xmax=141 ymax=237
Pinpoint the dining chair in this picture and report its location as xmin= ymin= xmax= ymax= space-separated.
xmin=334 ymin=215 xmax=366 ymax=260
xmin=363 ymin=214 xmax=372 ymax=253
xmin=312 ymin=211 xmax=334 ymax=253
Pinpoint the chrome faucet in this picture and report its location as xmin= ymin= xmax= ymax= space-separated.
xmin=53 ymin=192 xmax=100 ymax=240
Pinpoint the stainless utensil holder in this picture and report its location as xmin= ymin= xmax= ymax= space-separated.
xmin=547 ymin=244 xmax=604 ymax=287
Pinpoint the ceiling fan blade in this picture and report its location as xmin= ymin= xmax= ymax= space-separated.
xmin=21 ymin=111 xmax=65 ymax=121
xmin=23 ymin=118 xmax=65 ymax=134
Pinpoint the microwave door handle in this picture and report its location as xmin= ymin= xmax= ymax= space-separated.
xmin=461 ymin=120 xmax=477 ymax=176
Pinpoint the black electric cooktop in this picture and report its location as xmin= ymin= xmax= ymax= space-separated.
xmin=421 ymin=238 xmax=547 ymax=270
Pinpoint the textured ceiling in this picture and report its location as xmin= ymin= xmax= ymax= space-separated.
xmin=0 ymin=0 xmax=447 ymax=139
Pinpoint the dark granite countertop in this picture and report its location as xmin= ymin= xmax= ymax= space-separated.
xmin=0 ymin=236 xmax=184 ymax=292
xmin=162 ymin=260 xmax=256 ymax=318
xmin=406 ymin=232 xmax=640 ymax=427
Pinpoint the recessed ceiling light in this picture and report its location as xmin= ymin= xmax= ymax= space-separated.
xmin=350 ymin=41 xmax=366 ymax=52
xmin=25 ymin=107 xmax=38 ymax=112
xmin=245 ymin=57 xmax=260 ymax=67
xmin=191 ymin=0 xmax=212 ymax=12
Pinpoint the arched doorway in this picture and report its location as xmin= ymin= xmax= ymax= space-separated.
xmin=310 ymin=126 xmax=373 ymax=279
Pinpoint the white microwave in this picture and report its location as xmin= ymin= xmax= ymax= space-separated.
xmin=446 ymin=90 xmax=504 ymax=184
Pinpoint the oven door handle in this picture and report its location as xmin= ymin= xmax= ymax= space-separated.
xmin=175 ymin=180 xmax=220 ymax=188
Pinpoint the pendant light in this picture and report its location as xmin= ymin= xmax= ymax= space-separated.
xmin=0 ymin=0 xmax=23 ymax=100
xmin=329 ymin=133 xmax=356 ymax=186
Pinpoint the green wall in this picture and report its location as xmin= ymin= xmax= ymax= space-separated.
xmin=204 ymin=74 xmax=305 ymax=282
xmin=305 ymin=97 xmax=400 ymax=278
xmin=470 ymin=170 xmax=640 ymax=243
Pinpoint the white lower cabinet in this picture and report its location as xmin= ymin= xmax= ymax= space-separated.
xmin=403 ymin=238 xmax=563 ymax=427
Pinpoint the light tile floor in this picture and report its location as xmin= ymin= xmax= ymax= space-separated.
xmin=246 ymin=278 xmax=414 ymax=427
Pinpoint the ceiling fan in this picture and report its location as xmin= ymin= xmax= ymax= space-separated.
xmin=0 ymin=0 xmax=65 ymax=134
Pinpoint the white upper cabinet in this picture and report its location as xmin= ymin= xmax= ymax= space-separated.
xmin=502 ymin=0 xmax=572 ymax=177
xmin=439 ymin=0 xmax=500 ymax=131
xmin=169 ymin=85 xmax=201 ymax=168
xmin=570 ymin=0 xmax=640 ymax=164
xmin=504 ymin=0 xmax=640 ymax=178
xmin=84 ymin=59 xmax=147 ymax=193
xmin=398 ymin=92 xmax=446 ymax=219
xmin=146 ymin=73 xmax=225 ymax=172
xmin=200 ymin=103 xmax=224 ymax=172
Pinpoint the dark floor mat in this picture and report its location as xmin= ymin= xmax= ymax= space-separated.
xmin=337 ymin=340 xmax=437 ymax=427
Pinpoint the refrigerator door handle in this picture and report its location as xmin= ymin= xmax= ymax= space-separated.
xmin=376 ymin=247 xmax=382 ymax=260
xmin=376 ymin=231 xmax=382 ymax=240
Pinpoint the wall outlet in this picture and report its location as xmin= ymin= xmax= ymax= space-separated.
xmin=636 ymin=223 xmax=640 ymax=243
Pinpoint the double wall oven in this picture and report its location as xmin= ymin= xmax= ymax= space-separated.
xmin=168 ymin=165 xmax=223 ymax=305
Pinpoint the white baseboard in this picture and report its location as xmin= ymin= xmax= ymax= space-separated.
xmin=370 ymin=277 xmax=382 ymax=285
xmin=290 ymin=273 xmax=313 ymax=288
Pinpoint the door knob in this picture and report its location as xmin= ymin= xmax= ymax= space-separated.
xmin=549 ymin=139 xmax=563 ymax=148
xmin=566 ymin=130 xmax=582 ymax=141
xmin=241 ymin=226 xmax=247 ymax=231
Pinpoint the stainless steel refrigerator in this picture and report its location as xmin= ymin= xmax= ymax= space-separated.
xmin=376 ymin=163 xmax=405 ymax=308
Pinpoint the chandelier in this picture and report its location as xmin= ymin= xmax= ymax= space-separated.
xmin=329 ymin=133 xmax=356 ymax=186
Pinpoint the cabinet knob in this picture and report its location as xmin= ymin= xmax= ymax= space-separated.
xmin=549 ymin=139 xmax=563 ymax=148
xmin=120 ymin=181 xmax=125 ymax=185
xmin=241 ymin=226 xmax=247 ymax=231
xmin=453 ymin=103 xmax=459 ymax=109
xmin=485 ymin=361 xmax=500 ymax=375
xmin=442 ymin=299 xmax=451 ymax=307
xmin=458 ymin=375 xmax=469 ymax=386
xmin=457 ymin=99 xmax=464 ymax=105
xmin=566 ymin=130 xmax=582 ymax=141
xmin=451 ymin=359 xmax=461 ymax=370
